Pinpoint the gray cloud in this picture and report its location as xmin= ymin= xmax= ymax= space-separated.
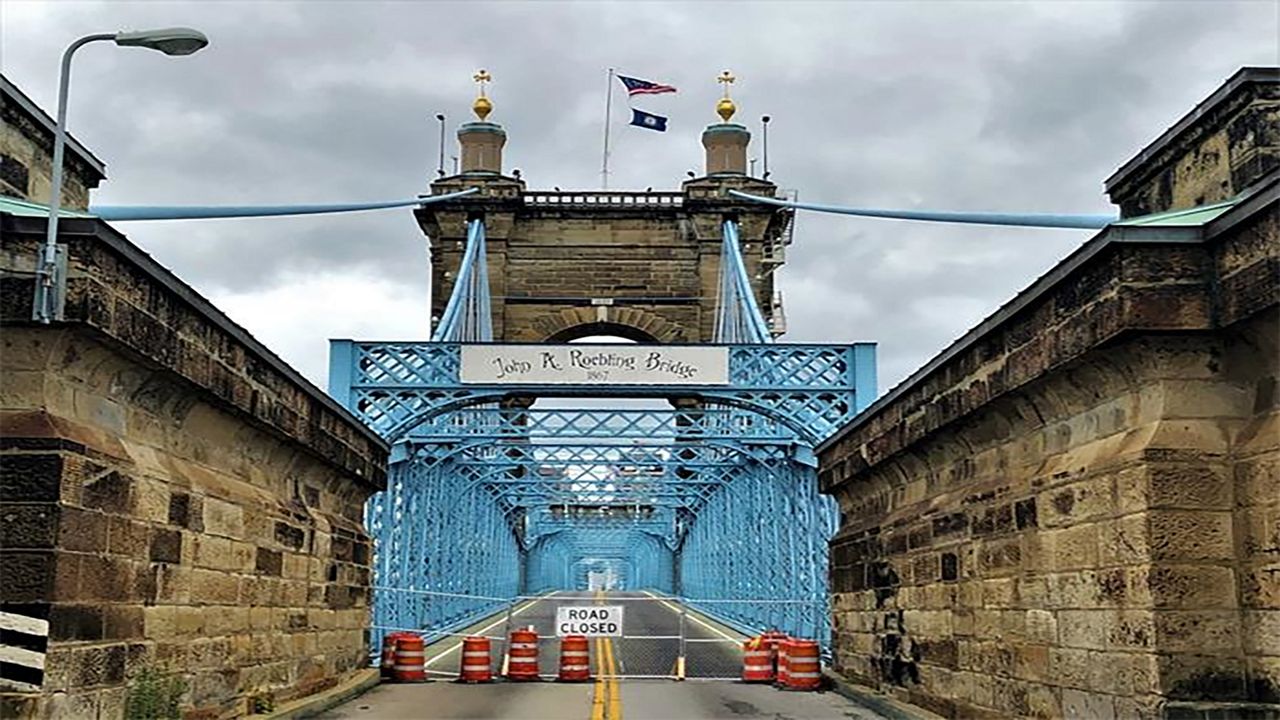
xmin=2 ymin=0 xmax=1275 ymax=392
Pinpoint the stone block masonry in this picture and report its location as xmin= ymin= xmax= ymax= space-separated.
xmin=819 ymin=166 xmax=1277 ymax=717
xmin=1107 ymin=68 xmax=1279 ymax=219
xmin=419 ymin=175 xmax=791 ymax=343
xmin=0 ymin=212 xmax=387 ymax=718
xmin=1 ymin=75 xmax=105 ymax=210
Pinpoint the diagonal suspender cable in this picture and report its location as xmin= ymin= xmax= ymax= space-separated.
xmin=726 ymin=189 xmax=1114 ymax=230
xmin=432 ymin=218 xmax=493 ymax=342
xmin=714 ymin=220 xmax=772 ymax=344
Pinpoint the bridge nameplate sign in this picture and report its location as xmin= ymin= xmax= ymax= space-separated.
xmin=556 ymin=605 xmax=624 ymax=637
xmin=461 ymin=345 xmax=729 ymax=385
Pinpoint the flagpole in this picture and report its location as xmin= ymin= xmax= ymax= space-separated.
xmin=601 ymin=67 xmax=614 ymax=189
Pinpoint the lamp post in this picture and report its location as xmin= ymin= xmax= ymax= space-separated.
xmin=33 ymin=27 xmax=208 ymax=323
xmin=761 ymin=115 xmax=771 ymax=180
xmin=435 ymin=113 xmax=446 ymax=177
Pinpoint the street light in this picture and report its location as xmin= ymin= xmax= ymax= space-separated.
xmin=436 ymin=113 xmax=446 ymax=177
xmin=34 ymin=27 xmax=209 ymax=323
xmin=761 ymin=115 xmax=771 ymax=180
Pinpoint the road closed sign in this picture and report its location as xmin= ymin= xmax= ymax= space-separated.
xmin=556 ymin=605 xmax=623 ymax=637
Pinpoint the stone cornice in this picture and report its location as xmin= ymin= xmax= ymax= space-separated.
xmin=0 ymin=213 xmax=388 ymax=489
xmin=816 ymin=182 xmax=1277 ymax=486
xmin=0 ymin=72 xmax=107 ymax=184
xmin=1104 ymin=67 xmax=1279 ymax=197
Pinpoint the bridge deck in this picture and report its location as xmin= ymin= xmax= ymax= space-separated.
xmin=321 ymin=591 xmax=887 ymax=719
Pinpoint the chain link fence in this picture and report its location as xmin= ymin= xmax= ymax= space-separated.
xmin=371 ymin=588 xmax=823 ymax=681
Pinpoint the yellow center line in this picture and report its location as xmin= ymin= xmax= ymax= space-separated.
xmin=606 ymin=633 xmax=622 ymax=720
xmin=586 ymin=590 xmax=623 ymax=720
xmin=590 ymin=636 xmax=605 ymax=720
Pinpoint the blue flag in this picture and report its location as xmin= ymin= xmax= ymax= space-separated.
xmin=630 ymin=108 xmax=668 ymax=132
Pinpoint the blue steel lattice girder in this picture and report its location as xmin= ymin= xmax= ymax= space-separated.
xmin=330 ymin=339 xmax=874 ymax=646
xmin=398 ymin=439 xmax=776 ymax=512
xmin=330 ymin=341 xmax=874 ymax=445
xmin=399 ymin=407 xmax=802 ymax=443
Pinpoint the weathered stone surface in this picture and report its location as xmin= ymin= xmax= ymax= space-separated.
xmin=1106 ymin=68 xmax=1279 ymax=217
xmin=421 ymin=174 xmax=789 ymax=343
xmin=0 ymin=209 xmax=387 ymax=717
xmin=820 ymin=72 xmax=1278 ymax=719
xmin=1 ymin=75 xmax=104 ymax=208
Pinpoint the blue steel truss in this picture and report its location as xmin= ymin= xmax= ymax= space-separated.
xmin=328 ymin=341 xmax=874 ymax=446
xmin=330 ymin=339 xmax=875 ymax=646
xmin=331 ymin=218 xmax=876 ymax=650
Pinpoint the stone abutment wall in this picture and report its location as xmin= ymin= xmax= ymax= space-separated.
xmin=818 ymin=197 xmax=1277 ymax=718
xmin=0 ymin=214 xmax=387 ymax=718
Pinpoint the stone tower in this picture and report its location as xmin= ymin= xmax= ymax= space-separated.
xmin=416 ymin=72 xmax=793 ymax=343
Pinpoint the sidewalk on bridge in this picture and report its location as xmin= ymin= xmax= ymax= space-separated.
xmin=822 ymin=669 xmax=945 ymax=720
xmin=247 ymin=669 xmax=380 ymax=720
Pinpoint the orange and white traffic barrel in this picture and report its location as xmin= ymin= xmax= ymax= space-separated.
xmin=381 ymin=632 xmax=413 ymax=679
xmin=774 ymin=637 xmax=792 ymax=688
xmin=557 ymin=635 xmax=591 ymax=682
xmin=761 ymin=630 xmax=787 ymax=674
xmin=392 ymin=633 xmax=427 ymax=683
xmin=742 ymin=636 xmax=774 ymax=682
xmin=782 ymin=638 xmax=821 ymax=691
xmin=458 ymin=636 xmax=493 ymax=683
xmin=507 ymin=628 xmax=540 ymax=681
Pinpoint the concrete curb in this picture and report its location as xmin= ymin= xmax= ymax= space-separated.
xmin=821 ymin=669 xmax=944 ymax=720
xmin=251 ymin=668 xmax=381 ymax=720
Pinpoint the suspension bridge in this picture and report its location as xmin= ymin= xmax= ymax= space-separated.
xmin=3 ymin=56 xmax=1268 ymax=720
xmin=105 ymin=71 xmax=1117 ymax=719
xmin=323 ymin=214 xmax=876 ymax=653
xmin=302 ymin=72 xmax=902 ymax=717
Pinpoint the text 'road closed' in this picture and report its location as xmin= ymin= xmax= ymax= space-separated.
xmin=555 ymin=606 xmax=624 ymax=637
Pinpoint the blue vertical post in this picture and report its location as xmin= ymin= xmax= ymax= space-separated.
xmin=851 ymin=342 xmax=878 ymax=412
xmin=328 ymin=339 xmax=355 ymax=409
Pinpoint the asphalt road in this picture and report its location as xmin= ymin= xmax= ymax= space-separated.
xmin=319 ymin=590 xmax=887 ymax=719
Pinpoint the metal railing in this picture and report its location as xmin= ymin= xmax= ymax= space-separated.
xmin=522 ymin=191 xmax=684 ymax=208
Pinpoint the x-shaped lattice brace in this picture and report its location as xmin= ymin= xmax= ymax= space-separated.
xmin=333 ymin=340 xmax=873 ymax=641
xmin=329 ymin=341 xmax=875 ymax=445
xmin=397 ymin=437 xmax=788 ymax=518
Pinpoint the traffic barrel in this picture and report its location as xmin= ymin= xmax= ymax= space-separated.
xmin=392 ymin=633 xmax=427 ymax=683
xmin=557 ymin=635 xmax=591 ymax=682
xmin=774 ymin=637 xmax=791 ymax=688
xmin=782 ymin=638 xmax=821 ymax=691
xmin=761 ymin=630 xmax=787 ymax=675
xmin=458 ymin=636 xmax=493 ymax=683
xmin=380 ymin=632 xmax=413 ymax=679
xmin=741 ymin=636 xmax=773 ymax=683
xmin=507 ymin=628 xmax=540 ymax=681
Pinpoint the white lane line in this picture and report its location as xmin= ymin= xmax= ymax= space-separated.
xmin=641 ymin=590 xmax=744 ymax=642
xmin=425 ymin=591 xmax=557 ymax=667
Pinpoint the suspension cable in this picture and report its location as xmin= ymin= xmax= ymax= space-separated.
xmin=432 ymin=218 xmax=493 ymax=342
xmin=92 ymin=187 xmax=480 ymax=221
xmin=727 ymin=189 xmax=1114 ymax=229
xmin=713 ymin=220 xmax=772 ymax=343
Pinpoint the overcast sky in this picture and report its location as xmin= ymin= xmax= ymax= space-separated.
xmin=2 ymin=1 xmax=1276 ymax=398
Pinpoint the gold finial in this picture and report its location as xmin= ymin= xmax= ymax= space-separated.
xmin=716 ymin=70 xmax=736 ymax=122
xmin=472 ymin=69 xmax=493 ymax=121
